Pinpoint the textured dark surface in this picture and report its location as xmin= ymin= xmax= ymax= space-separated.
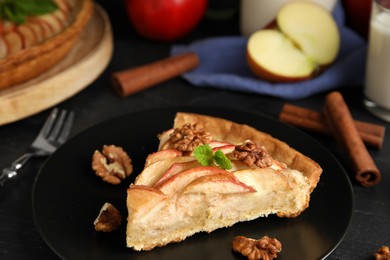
xmin=0 ymin=1 xmax=389 ymax=259
xmin=30 ymin=108 xmax=352 ymax=260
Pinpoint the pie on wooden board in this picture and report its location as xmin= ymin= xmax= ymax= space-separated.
xmin=0 ymin=0 xmax=93 ymax=89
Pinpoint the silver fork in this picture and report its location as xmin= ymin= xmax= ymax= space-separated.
xmin=0 ymin=108 xmax=74 ymax=186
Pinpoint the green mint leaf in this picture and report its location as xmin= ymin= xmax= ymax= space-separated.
xmin=3 ymin=5 xmax=24 ymax=24
xmin=0 ymin=0 xmax=58 ymax=24
xmin=15 ymin=0 xmax=58 ymax=16
xmin=193 ymin=144 xmax=214 ymax=166
xmin=194 ymin=144 xmax=233 ymax=170
xmin=213 ymin=150 xmax=232 ymax=170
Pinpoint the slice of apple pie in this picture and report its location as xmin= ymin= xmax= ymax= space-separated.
xmin=126 ymin=112 xmax=322 ymax=251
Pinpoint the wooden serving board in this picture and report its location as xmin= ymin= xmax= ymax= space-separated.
xmin=0 ymin=4 xmax=113 ymax=126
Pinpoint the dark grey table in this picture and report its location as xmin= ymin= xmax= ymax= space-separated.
xmin=1 ymin=1 xmax=389 ymax=259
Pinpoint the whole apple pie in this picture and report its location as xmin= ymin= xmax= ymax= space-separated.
xmin=126 ymin=112 xmax=322 ymax=251
xmin=0 ymin=0 xmax=93 ymax=90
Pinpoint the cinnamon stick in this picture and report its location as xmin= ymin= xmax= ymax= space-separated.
xmin=112 ymin=52 xmax=200 ymax=97
xmin=323 ymin=91 xmax=381 ymax=187
xmin=279 ymin=104 xmax=385 ymax=149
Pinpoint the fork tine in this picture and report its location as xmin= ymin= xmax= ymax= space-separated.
xmin=47 ymin=110 xmax=67 ymax=143
xmin=36 ymin=108 xmax=59 ymax=139
xmin=0 ymin=108 xmax=75 ymax=186
xmin=56 ymin=111 xmax=74 ymax=145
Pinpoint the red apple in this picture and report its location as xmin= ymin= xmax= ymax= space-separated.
xmin=247 ymin=1 xmax=340 ymax=82
xmin=125 ymin=0 xmax=208 ymax=41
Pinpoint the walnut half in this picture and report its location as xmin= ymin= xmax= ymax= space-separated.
xmin=232 ymin=235 xmax=282 ymax=260
xmin=166 ymin=123 xmax=212 ymax=152
xmin=375 ymin=246 xmax=390 ymax=260
xmin=94 ymin=202 xmax=122 ymax=232
xmin=234 ymin=140 xmax=272 ymax=168
xmin=92 ymin=145 xmax=133 ymax=185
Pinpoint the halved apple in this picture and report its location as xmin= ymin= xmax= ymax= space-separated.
xmin=247 ymin=1 xmax=340 ymax=82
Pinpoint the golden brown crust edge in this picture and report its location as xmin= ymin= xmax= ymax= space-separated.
xmin=174 ymin=112 xmax=322 ymax=193
xmin=0 ymin=0 xmax=93 ymax=90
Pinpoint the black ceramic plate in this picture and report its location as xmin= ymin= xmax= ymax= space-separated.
xmin=32 ymin=107 xmax=353 ymax=260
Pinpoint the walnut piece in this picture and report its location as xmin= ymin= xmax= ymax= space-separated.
xmin=94 ymin=202 xmax=122 ymax=232
xmin=232 ymin=235 xmax=282 ymax=260
xmin=234 ymin=140 xmax=272 ymax=168
xmin=375 ymin=246 xmax=390 ymax=260
xmin=92 ymin=145 xmax=133 ymax=185
xmin=167 ymin=123 xmax=212 ymax=152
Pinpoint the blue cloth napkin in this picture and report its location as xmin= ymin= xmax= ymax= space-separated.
xmin=171 ymin=1 xmax=367 ymax=100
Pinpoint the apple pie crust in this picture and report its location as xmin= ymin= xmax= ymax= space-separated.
xmin=126 ymin=112 xmax=322 ymax=251
xmin=0 ymin=0 xmax=93 ymax=90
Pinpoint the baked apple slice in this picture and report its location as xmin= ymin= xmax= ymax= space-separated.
xmin=145 ymin=149 xmax=182 ymax=166
xmin=134 ymin=156 xmax=195 ymax=186
xmin=153 ymin=160 xmax=201 ymax=187
xmin=182 ymin=172 xmax=256 ymax=195
xmin=155 ymin=166 xmax=229 ymax=196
